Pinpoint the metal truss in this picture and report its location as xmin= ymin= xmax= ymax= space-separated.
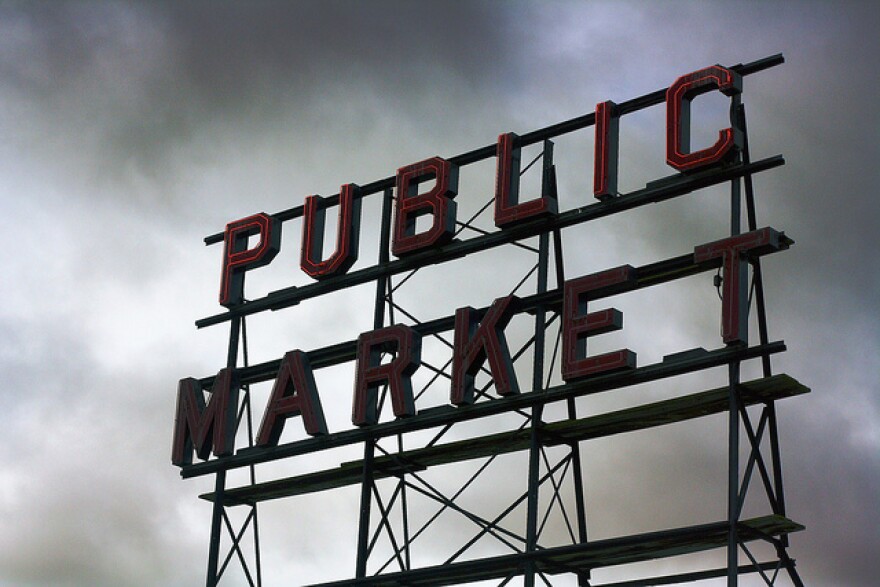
xmin=188 ymin=54 xmax=805 ymax=586
xmin=719 ymin=104 xmax=805 ymax=587
xmin=204 ymin=315 xmax=263 ymax=587
xmin=347 ymin=143 xmax=591 ymax=587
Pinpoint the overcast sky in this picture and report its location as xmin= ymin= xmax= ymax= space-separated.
xmin=1 ymin=1 xmax=878 ymax=586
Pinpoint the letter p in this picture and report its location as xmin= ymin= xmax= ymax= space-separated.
xmin=219 ymin=213 xmax=281 ymax=307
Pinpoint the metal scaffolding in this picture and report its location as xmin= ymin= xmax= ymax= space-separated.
xmin=179 ymin=54 xmax=805 ymax=586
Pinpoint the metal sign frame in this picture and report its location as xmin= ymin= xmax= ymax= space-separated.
xmin=174 ymin=54 xmax=805 ymax=586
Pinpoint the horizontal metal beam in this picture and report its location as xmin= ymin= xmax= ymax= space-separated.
xmin=194 ymin=231 xmax=792 ymax=389
xmin=303 ymin=515 xmax=802 ymax=586
xmin=202 ymin=374 xmax=808 ymax=505
xmin=196 ymin=155 xmax=784 ymax=328
xmin=592 ymin=560 xmax=788 ymax=587
xmin=180 ymin=340 xmax=786 ymax=479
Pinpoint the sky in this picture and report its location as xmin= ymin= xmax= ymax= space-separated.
xmin=1 ymin=1 xmax=878 ymax=586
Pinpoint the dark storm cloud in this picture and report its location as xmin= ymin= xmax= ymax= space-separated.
xmin=1 ymin=1 xmax=878 ymax=586
xmin=127 ymin=0 xmax=527 ymax=165
xmin=0 ymin=4 xmax=536 ymax=586
xmin=606 ymin=5 xmax=880 ymax=585
xmin=158 ymin=0 xmax=516 ymax=100
xmin=1 ymin=0 xmax=524 ymax=212
xmin=653 ymin=6 xmax=880 ymax=585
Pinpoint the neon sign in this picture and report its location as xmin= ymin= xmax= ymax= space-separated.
xmin=174 ymin=55 xmax=806 ymax=587
xmin=175 ymin=62 xmax=785 ymax=466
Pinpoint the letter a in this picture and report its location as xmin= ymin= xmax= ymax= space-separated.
xmin=257 ymin=350 xmax=327 ymax=446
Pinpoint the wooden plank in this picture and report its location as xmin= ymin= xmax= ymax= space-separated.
xmin=202 ymin=374 xmax=808 ymax=505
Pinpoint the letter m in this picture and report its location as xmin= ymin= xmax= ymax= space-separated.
xmin=171 ymin=368 xmax=239 ymax=466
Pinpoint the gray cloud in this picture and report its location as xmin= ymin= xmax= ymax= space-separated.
xmin=1 ymin=1 xmax=524 ymax=217
xmin=0 ymin=1 xmax=877 ymax=586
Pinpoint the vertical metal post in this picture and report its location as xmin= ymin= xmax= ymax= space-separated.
xmin=524 ymin=142 xmax=554 ymax=587
xmin=524 ymin=403 xmax=543 ymax=587
xmin=240 ymin=317 xmax=263 ymax=587
xmin=729 ymin=115 xmax=742 ymax=238
xmin=373 ymin=187 xmax=394 ymax=331
xmin=524 ymin=232 xmax=548 ymax=587
xmin=567 ymin=402 xmax=591 ymax=587
xmin=739 ymin=104 xmax=800 ymax=584
xmin=206 ymin=315 xmax=243 ymax=587
xmin=738 ymin=105 xmax=789 ymax=529
xmin=727 ymin=361 xmax=741 ymax=587
xmin=356 ymin=187 xmax=395 ymax=578
xmin=726 ymin=94 xmax=744 ymax=587
xmin=548 ymin=155 xmax=591 ymax=586
xmin=355 ymin=445 xmax=375 ymax=579
xmin=399 ymin=431 xmax=411 ymax=571
xmin=551 ymin=209 xmax=592 ymax=587
xmin=206 ymin=470 xmax=226 ymax=587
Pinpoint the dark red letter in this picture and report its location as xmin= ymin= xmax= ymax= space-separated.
xmin=219 ymin=213 xmax=280 ymax=307
xmin=257 ymin=350 xmax=327 ymax=446
xmin=666 ymin=65 xmax=742 ymax=172
xmin=451 ymin=295 xmax=519 ymax=405
xmin=594 ymin=101 xmax=620 ymax=200
xmin=393 ymin=157 xmax=459 ymax=256
xmin=694 ymin=228 xmax=782 ymax=344
xmin=172 ymin=369 xmax=239 ymax=466
xmin=494 ymin=132 xmax=557 ymax=227
xmin=301 ymin=183 xmax=361 ymax=279
xmin=352 ymin=325 xmax=421 ymax=426
xmin=562 ymin=266 xmax=637 ymax=381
